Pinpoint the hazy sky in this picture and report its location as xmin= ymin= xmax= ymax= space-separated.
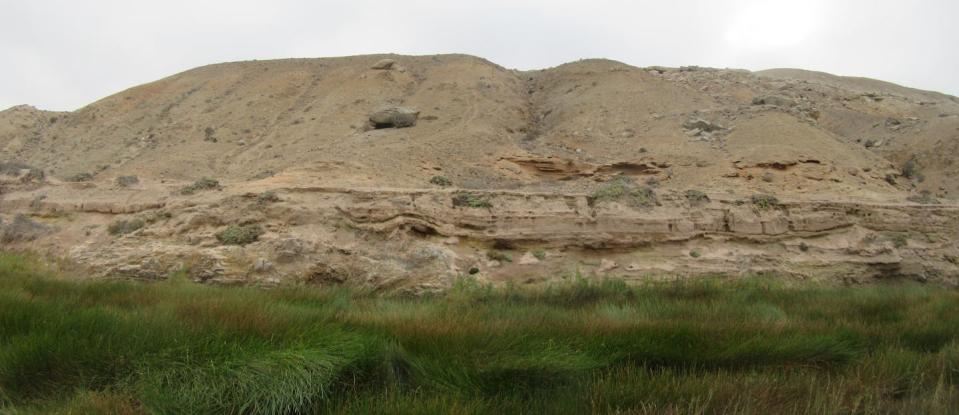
xmin=2 ymin=0 xmax=957 ymax=111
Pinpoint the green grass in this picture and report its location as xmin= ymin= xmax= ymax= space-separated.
xmin=1 ymin=252 xmax=958 ymax=414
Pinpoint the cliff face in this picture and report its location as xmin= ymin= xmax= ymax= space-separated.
xmin=2 ymin=54 xmax=958 ymax=290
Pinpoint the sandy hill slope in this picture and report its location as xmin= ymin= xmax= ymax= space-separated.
xmin=2 ymin=54 xmax=958 ymax=290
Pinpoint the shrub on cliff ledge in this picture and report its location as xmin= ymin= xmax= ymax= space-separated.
xmin=751 ymin=194 xmax=780 ymax=210
xmin=452 ymin=193 xmax=492 ymax=208
xmin=592 ymin=177 xmax=657 ymax=208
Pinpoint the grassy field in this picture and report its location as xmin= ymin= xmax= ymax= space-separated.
xmin=0 ymin=252 xmax=958 ymax=414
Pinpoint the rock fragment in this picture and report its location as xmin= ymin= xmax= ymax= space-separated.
xmin=370 ymin=59 xmax=396 ymax=70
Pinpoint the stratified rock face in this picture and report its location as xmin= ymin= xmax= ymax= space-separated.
xmin=1 ymin=54 xmax=958 ymax=291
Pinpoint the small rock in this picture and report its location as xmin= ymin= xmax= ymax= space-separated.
xmin=518 ymin=252 xmax=540 ymax=265
xmin=443 ymin=236 xmax=460 ymax=245
xmin=597 ymin=259 xmax=618 ymax=273
xmin=253 ymin=258 xmax=273 ymax=272
xmin=683 ymin=118 xmax=725 ymax=133
xmin=116 ymin=175 xmax=139 ymax=187
xmin=370 ymin=59 xmax=396 ymax=70
xmin=486 ymin=260 xmax=502 ymax=268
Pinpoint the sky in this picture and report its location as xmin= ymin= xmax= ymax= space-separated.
xmin=2 ymin=0 xmax=957 ymax=111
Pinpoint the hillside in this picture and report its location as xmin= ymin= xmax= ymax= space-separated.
xmin=1 ymin=54 xmax=958 ymax=290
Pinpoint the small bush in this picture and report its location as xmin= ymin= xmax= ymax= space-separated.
xmin=141 ymin=211 xmax=172 ymax=224
xmin=592 ymin=177 xmax=657 ymax=207
xmin=204 ymin=126 xmax=216 ymax=142
xmin=799 ymin=242 xmax=810 ymax=252
xmin=891 ymin=234 xmax=908 ymax=249
xmin=751 ymin=194 xmax=780 ymax=210
xmin=486 ymin=250 xmax=513 ymax=263
xmin=685 ymin=190 xmax=709 ymax=203
xmin=0 ymin=215 xmax=52 ymax=243
xmin=906 ymin=190 xmax=939 ymax=205
xmin=901 ymin=158 xmax=920 ymax=180
xmin=256 ymin=190 xmax=280 ymax=204
xmin=116 ymin=176 xmax=139 ymax=187
xmin=181 ymin=178 xmax=221 ymax=195
xmin=452 ymin=193 xmax=492 ymax=208
xmin=216 ymin=224 xmax=263 ymax=246
xmin=884 ymin=174 xmax=897 ymax=185
xmin=689 ymin=250 xmax=701 ymax=258
xmin=429 ymin=176 xmax=452 ymax=187
xmin=20 ymin=168 xmax=45 ymax=183
xmin=108 ymin=218 xmax=146 ymax=235
xmin=0 ymin=161 xmax=34 ymax=176
xmin=532 ymin=249 xmax=547 ymax=261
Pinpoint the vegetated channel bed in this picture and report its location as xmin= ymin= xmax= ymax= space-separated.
xmin=0 ymin=252 xmax=958 ymax=414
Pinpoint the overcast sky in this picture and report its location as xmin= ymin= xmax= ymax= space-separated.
xmin=2 ymin=0 xmax=957 ymax=111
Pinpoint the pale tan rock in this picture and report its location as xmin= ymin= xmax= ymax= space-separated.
xmin=518 ymin=252 xmax=540 ymax=265
xmin=597 ymin=259 xmax=618 ymax=273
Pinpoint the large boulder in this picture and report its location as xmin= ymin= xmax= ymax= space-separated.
xmin=370 ymin=59 xmax=396 ymax=70
xmin=369 ymin=107 xmax=419 ymax=129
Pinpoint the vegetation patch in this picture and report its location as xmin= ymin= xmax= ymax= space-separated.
xmin=907 ymin=190 xmax=940 ymax=205
xmin=0 ymin=215 xmax=52 ymax=243
xmin=256 ymin=190 xmax=280 ymax=205
xmin=64 ymin=172 xmax=94 ymax=182
xmin=107 ymin=218 xmax=146 ymax=235
xmin=751 ymin=194 xmax=780 ymax=210
xmin=216 ymin=224 xmax=264 ymax=245
xmin=180 ymin=177 xmax=222 ymax=195
xmin=592 ymin=176 xmax=657 ymax=207
xmin=532 ymin=249 xmax=547 ymax=261
xmin=685 ymin=189 xmax=710 ymax=204
xmin=115 ymin=175 xmax=139 ymax=187
xmin=891 ymin=234 xmax=909 ymax=249
xmin=1 ymin=251 xmax=958 ymax=414
xmin=901 ymin=158 xmax=923 ymax=181
xmin=429 ymin=175 xmax=452 ymax=187
xmin=452 ymin=192 xmax=492 ymax=208
xmin=0 ymin=161 xmax=33 ymax=176
xmin=486 ymin=250 xmax=513 ymax=263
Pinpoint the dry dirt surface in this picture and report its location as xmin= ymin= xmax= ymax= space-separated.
xmin=2 ymin=54 xmax=958 ymax=292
